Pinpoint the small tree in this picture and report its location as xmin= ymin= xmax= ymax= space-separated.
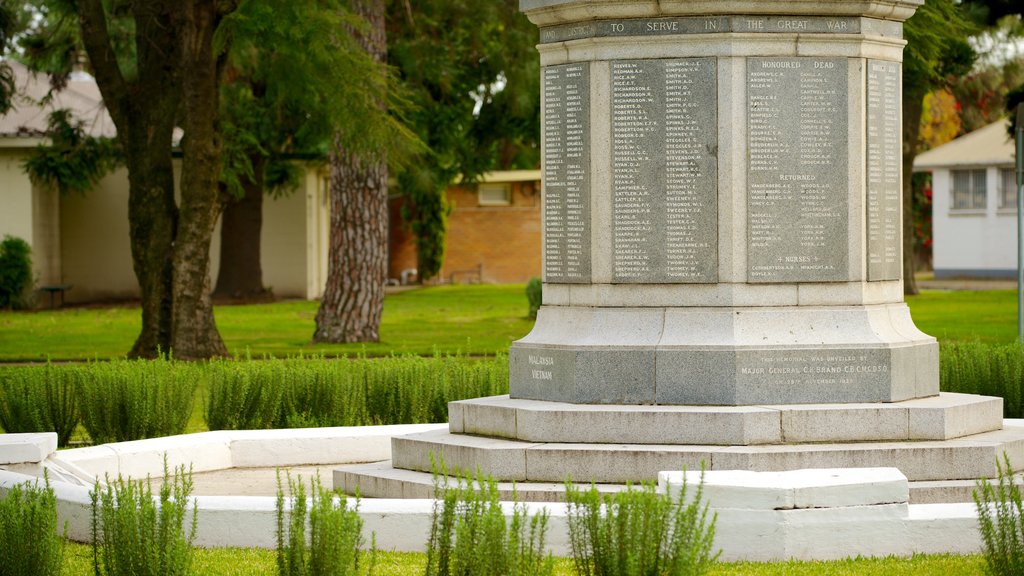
xmin=0 ymin=236 xmax=33 ymax=310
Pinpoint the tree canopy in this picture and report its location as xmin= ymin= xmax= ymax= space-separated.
xmin=387 ymin=0 xmax=539 ymax=280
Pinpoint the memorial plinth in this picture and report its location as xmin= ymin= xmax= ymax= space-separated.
xmin=509 ymin=0 xmax=935 ymax=406
xmin=335 ymin=0 xmax=1024 ymax=503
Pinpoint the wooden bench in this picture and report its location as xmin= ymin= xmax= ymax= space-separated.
xmin=39 ymin=284 xmax=72 ymax=308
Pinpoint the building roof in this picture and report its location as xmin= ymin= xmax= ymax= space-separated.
xmin=913 ymin=118 xmax=1016 ymax=170
xmin=0 ymin=59 xmax=116 ymax=141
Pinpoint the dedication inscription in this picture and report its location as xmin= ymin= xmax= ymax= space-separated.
xmin=747 ymin=57 xmax=849 ymax=283
xmin=543 ymin=63 xmax=591 ymax=283
xmin=611 ymin=59 xmax=718 ymax=283
xmin=866 ymin=60 xmax=901 ymax=280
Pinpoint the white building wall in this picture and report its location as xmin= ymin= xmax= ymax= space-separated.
xmin=932 ymin=166 xmax=1018 ymax=278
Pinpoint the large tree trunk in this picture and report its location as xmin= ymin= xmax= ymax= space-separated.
xmin=79 ymin=0 xmax=180 ymax=358
xmin=213 ymin=153 xmax=269 ymax=301
xmin=172 ymin=0 xmax=228 ymax=359
xmin=313 ymin=0 xmax=388 ymax=343
xmin=902 ymin=86 xmax=926 ymax=296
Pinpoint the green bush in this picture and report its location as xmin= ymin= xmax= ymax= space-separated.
xmin=425 ymin=463 xmax=554 ymax=576
xmin=0 ymin=235 xmax=32 ymax=310
xmin=940 ymin=342 xmax=1024 ymax=418
xmin=0 ymin=475 xmax=64 ymax=576
xmin=975 ymin=453 xmax=1024 ymax=575
xmin=206 ymin=357 xmax=287 ymax=430
xmin=77 ymin=358 xmax=197 ymax=443
xmin=565 ymin=477 xmax=718 ymax=576
xmin=207 ymin=354 xmax=508 ymax=431
xmin=0 ymin=363 xmax=79 ymax=446
xmin=91 ymin=463 xmax=197 ymax=576
xmin=526 ymin=277 xmax=542 ymax=320
xmin=276 ymin=473 xmax=374 ymax=576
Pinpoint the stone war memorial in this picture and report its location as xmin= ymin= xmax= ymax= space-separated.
xmin=339 ymin=0 xmax=1024 ymax=503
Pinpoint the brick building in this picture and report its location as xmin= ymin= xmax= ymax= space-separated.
xmin=388 ymin=170 xmax=542 ymax=284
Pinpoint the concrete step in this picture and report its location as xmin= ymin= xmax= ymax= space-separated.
xmin=450 ymin=393 xmax=1004 ymax=445
xmin=388 ymin=423 xmax=1024 ymax=484
xmin=334 ymin=460 xmax=1023 ymax=505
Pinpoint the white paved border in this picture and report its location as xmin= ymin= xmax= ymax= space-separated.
xmin=0 ymin=427 xmax=986 ymax=560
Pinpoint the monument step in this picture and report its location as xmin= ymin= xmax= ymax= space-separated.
xmin=451 ymin=393 xmax=1003 ymax=445
xmin=387 ymin=423 xmax=1024 ymax=484
xmin=334 ymin=460 xmax=1021 ymax=505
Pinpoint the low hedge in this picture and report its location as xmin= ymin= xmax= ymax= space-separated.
xmin=0 ymin=353 xmax=509 ymax=446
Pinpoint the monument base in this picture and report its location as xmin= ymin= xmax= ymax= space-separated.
xmin=510 ymin=303 xmax=938 ymax=405
xmin=335 ymin=392 xmax=1024 ymax=504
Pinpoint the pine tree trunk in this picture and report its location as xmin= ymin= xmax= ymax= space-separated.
xmin=172 ymin=0 xmax=227 ymax=359
xmin=213 ymin=153 xmax=268 ymax=301
xmin=313 ymin=0 xmax=387 ymax=343
xmin=902 ymin=86 xmax=926 ymax=296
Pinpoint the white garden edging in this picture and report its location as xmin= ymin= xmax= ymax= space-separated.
xmin=0 ymin=427 xmax=986 ymax=560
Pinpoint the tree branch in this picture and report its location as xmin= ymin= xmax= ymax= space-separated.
xmin=77 ymin=0 xmax=128 ymax=124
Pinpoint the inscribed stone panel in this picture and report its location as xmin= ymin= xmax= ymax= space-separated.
xmin=747 ymin=57 xmax=849 ymax=283
xmin=611 ymin=58 xmax=718 ymax=283
xmin=543 ymin=63 xmax=592 ymax=283
xmin=866 ymin=60 xmax=902 ymax=280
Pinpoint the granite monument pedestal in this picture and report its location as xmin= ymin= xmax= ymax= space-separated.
xmin=336 ymin=0 xmax=1024 ymax=501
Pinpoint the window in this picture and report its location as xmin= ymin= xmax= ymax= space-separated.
xmin=1000 ymin=168 xmax=1018 ymax=210
xmin=478 ymin=183 xmax=512 ymax=206
xmin=950 ymin=169 xmax=986 ymax=210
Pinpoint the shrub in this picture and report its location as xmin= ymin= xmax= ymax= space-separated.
xmin=207 ymin=354 xmax=508 ymax=431
xmin=526 ymin=277 xmax=542 ymax=320
xmin=0 ymin=235 xmax=32 ymax=310
xmin=565 ymin=477 xmax=718 ymax=576
xmin=0 ymin=363 xmax=79 ymax=446
xmin=91 ymin=463 xmax=197 ymax=576
xmin=0 ymin=475 xmax=64 ymax=576
xmin=77 ymin=358 xmax=196 ymax=443
xmin=206 ymin=357 xmax=286 ymax=430
xmin=425 ymin=463 xmax=554 ymax=576
xmin=940 ymin=342 xmax=1024 ymax=418
xmin=276 ymin=472 xmax=374 ymax=576
xmin=975 ymin=453 xmax=1024 ymax=575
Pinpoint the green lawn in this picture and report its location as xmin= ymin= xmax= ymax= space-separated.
xmin=0 ymin=285 xmax=535 ymax=362
xmin=59 ymin=545 xmax=986 ymax=575
xmin=0 ymin=285 xmax=1018 ymax=361
xmin=906 ymin=289 xmax=1018 ymax=344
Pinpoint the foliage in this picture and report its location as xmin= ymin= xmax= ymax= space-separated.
xmin=91 ymin=462 xmax=197 ymax=576
xmin=940 ymin=342 xmax=1024 ymax=418
xmin=215 ymin=0 xmax=413 ymax=200
xmin=76 ymin=357 xmax=197 ymax=443
xmin=911 ymin=172 xmax=933 ymax=267
xmin=526 ymin=278 xmax=542 ymax=320
xmin=0 ymin=235 xmax=33 ymax=310
xmin=206 ymin=353 xmax=508 ymax=430
xmin=0 ymin=363 xmax=80 ymax=446
xmin=919 ymin=89 xmax=962 ymax=150
xmin=565 ymin=478 xmax=718 ymax=576
xmin=0 ymin=475 xmax=64 ymax=576
xmin=23 ymin=109 xmax=122 ymax=195
xmin=949 ymin=56 xmax=1024 ymax=135
xmin=425 ymin=463 xmax=554 ymax=576
xmin=0 ymin=4 xmax=19 ymax=114
xmin=276 ymin=473 xmax=374 ymax=576
xmin=975 ymin=453 xmax=1024 ymax=575
xmin=389 ymin=0 xmax=539 ymax=280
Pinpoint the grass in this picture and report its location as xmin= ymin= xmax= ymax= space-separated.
xmin=906 ymin=289 xmax=1019 ymax=344
xmin=0 ymin=285 xmax=535 ymax=362
xmin=58 ymin=545 xmax=986 ymax=575
xmin=0 ymin=285 xmax=1018 ymax=362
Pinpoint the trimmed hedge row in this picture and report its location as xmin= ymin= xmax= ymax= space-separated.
xmin=0 ymin=354 xmax=508 ymax=446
